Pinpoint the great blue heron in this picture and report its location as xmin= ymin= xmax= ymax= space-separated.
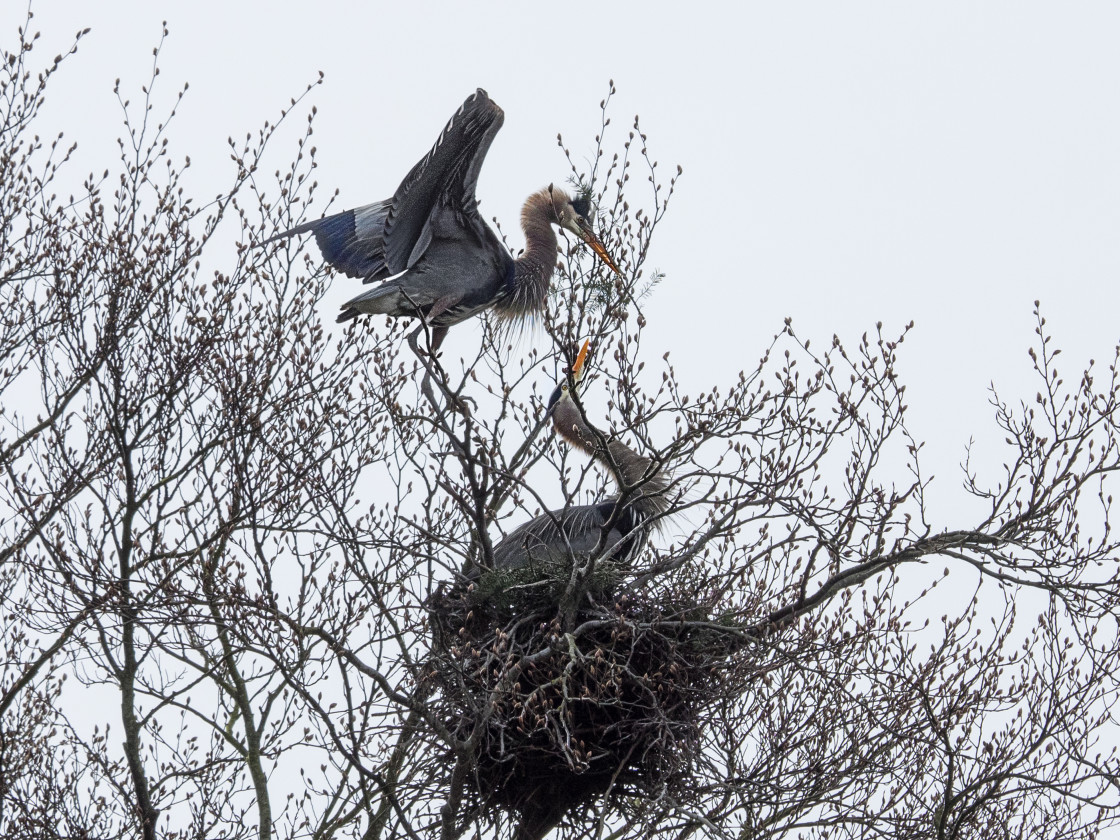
xmin=263 ymin=89 xmax=620 ymax=352
xmin=463 ymin=346 xmax=669 ymax=840
xmin=485 ymin=340 xmax=669 ymax=580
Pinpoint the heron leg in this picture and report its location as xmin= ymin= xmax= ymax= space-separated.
xmin=429 ymin=326 xmax=449 ymax=354
xmin=408 ymin=324 xmax=471 ymax=418
xmin=426 ymin=294 xmax=460 ymax=324
xmin=407 ymin=323 xmax=428 ymax=359
xmin=399 ymin=288 xmax=456 ymax=359
xmin=407 ymin=325 xmax=440 ymax=406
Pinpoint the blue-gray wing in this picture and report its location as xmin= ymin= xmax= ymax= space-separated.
xmin=261 ymin=90 xmax=503 ymax=282
xmin=382 ymin=89 xmax=504 ymax=274
xmin=260 ymin=200 xmax=392 ymax=279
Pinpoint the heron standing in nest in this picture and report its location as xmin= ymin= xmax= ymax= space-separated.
xmin=482 ymin=340 xmax=670 ymax=593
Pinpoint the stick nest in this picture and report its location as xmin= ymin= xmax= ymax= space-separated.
xmin=427 ymin=565 xmax=744 ymax=828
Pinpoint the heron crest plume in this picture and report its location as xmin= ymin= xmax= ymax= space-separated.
xmin=571 ymin=181 xmax=595 ymax=221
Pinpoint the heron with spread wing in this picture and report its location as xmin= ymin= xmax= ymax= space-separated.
xmin=483 ymin=340 xmax=669 ymax=581
xmin=264 ymin=89 xmax=620 ymax=352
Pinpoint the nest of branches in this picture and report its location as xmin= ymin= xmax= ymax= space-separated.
xmin=427 ymin=565 xmax=745 ymax=828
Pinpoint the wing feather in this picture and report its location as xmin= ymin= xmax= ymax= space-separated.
xmin=490 ymin=501 xmax=646 ymax=573
xmin=261 ymin=90 xmax=502 ymax=283
xmin=261 ymin=200 xmax=391 ymax=280
xmin=383 ymin=89 xmax=504 ymax=273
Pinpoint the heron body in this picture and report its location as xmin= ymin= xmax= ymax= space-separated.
xmin=263 ymin=90 xmax=619 ymax=349
xmin=486 ymin=342 xmax=669 ymax=579
xmin=491 ymin=498 xmax=646 ymax=574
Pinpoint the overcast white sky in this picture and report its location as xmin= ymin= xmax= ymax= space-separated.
xmin=10 ymin=1 xmax=1120 ymax=520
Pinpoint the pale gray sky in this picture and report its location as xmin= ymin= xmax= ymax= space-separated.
xmin=13 ymin=1 xmax=1120 ymax=517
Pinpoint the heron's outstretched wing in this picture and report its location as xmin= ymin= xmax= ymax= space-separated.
xmin=382 ymin=89 xmax=504 ymax=274
xmin=260 ymin=90 xmax=503 ymax=282
xmin=260 ymin=200 xmax=392 ymax=279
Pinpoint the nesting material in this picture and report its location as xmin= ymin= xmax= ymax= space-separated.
xmin=428 ymin=568 xmax=744 ymax=828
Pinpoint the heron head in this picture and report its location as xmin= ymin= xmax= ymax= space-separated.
xmin=546 ymin=339 xmax=590 ymax=414
xmin=546 ymin=339 xmax=596 ymax=451
xmin=548 ymin=186 xmax=621 ymax=275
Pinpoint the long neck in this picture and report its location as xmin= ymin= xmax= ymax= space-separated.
xmin=553 ymin=400 xmax=669 ymax=521
xmin=496 ymin=189 xmax=556 ymax=320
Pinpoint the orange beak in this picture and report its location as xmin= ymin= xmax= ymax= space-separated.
xmin=571 ymin=339 xmax=590 ymax=382
xmin=577 ymin=219 xmax=621 ymax=275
